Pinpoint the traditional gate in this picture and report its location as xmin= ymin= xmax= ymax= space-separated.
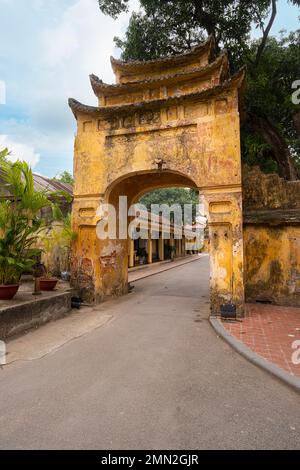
xmin=69 ymin=36 xmax=246 ymax=315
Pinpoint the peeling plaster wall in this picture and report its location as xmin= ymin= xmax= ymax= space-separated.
xmin=72 ymin=93 xmax=245 ymax=314
xmin=244 ymin=225 xmax=300 ymax=306
xmin=243 ymin=166 xmax=300 ymax=307
xmin=70 ymin=49 xmax=245 ymax=315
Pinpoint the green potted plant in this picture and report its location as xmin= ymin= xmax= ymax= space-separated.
xmin=0 ymin=200 xmax=37 ymax=298
xmin=0 ymin=149 xmax=71 ymax=299
xmin=54 ymin=213 xmax=77 ymax=278
xmin=39 ymin=235 xmax=58 ymax=291
xmin=165 ymin=244 xmax=176 ymax=261
xmin=170 ymin=245 xmax=176 ymax=261
xmin=136 ymin=247 xmax=147 ymax=265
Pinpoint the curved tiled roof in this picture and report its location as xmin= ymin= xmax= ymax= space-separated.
xmin=69 ymin=67 xmax=246 ymax=119
xmin=110 ymin=36 xmax=215 ymax=74
xmin=90 ymin=53 xmax=229 ymax=97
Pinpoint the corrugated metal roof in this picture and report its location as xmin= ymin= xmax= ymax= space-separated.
xmin=0 ymin=169 xmax=73 ymax=197
xmin=32 ymin=174 xmax=73 ymax=195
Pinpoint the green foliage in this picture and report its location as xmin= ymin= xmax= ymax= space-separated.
xmin=241 ymin=131 xmax=278 ymax=173
xmin=98 ymin=0 xmax=130 ymax=19
xmin=99 ymin=0 xmax=271 ymax=63
xmin=0 ymin=148 xmax=10 ymax=164
xmin=244 ymin=31 xmax=300 ymax=173
xmin=0 ymin=159 xmax=48 ymax=284
xmin=139 ymin=187 xmax=199 ymax=220
xmin=114 ymin=5 xmax=204 ymax=61
xmin=140 ymin=187 xmax=198 ymax=208
xmin=0 ymin=152 xmax=71 ymax=284
xmin=54 ymin=171 xmax=74 ymax=185
xmin=99 ymin=0 xmax=300 ymax=178
xmin=40 ymin=213 xmax=77 ymax=277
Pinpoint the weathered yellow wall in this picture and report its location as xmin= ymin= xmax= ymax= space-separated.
xmin=71 ymin=92 xmax=245 ymax=314
xmin=244 ymin=225 xmax=300 ymax=306
xmin=243 ymin=166 xmax=300 ymax=307
xmin=70 ymin=46 xmax=245 ymax=315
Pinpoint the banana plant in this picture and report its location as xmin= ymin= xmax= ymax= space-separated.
xmin=0 ymin=152 xmax=72 ymax=285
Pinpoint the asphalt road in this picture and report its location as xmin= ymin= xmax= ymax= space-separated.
xmin=0 ymin=257 xmax=299 ymax=450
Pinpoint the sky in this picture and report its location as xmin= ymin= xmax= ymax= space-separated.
xmin=0 ymin=0 xmax=299 ymax=177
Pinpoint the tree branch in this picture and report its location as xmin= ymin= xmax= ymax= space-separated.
xmin=293 ymin=112 xmax=300 ymax=136
xmin=248 ymin=112 xmax=299 ymax=180
xmin=193 ymin=0 xmax=216 ymax=39
xmin=255 ymin=0 xmax=277 ymax=67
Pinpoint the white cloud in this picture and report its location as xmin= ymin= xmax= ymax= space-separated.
xmin=0 ymin=81 xmax=6 ymax=104
xmin=41 ymin=0 xmax=136 ymax=102
xmin=0 ymin=0 xmax=137 ymax=175
xmin=2 ymin=0 xmax=297 ymax=178
xmin=0 ymin=134 xmax=40 ymax=167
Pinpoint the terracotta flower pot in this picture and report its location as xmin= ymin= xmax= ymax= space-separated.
xmin=40 ymin=278 xmax=58 ymax=291
xmin=0 ymin=284 xmax=20 ymax=300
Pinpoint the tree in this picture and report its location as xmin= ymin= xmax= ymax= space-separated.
xmin=98 ymin=0 xmax=300 ymax=179
xmin=98 ymin=0 xmax=287 ymax=64
xmin=0 ymin=148 xmax=10 ymax=164
xmin=0 ymin=159 xmax=54 ymax=284
xmin=54 ymin=171 xmax=74 ymax=185
xmin=0 ymin=153 xmax=72 ymax=285
xmin=243 ymin=31 xmax=300 ymax=176
xmin=139 ymin=188 xmax=199 ymax=220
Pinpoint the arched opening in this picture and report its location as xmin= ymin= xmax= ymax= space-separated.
xmin=99 ymin=170 xmax=208 ymax=301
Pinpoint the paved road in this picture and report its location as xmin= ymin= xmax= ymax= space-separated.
xmin=0 ymin=258 xmax=299 ymax=450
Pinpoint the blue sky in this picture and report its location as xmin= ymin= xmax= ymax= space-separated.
xmin=0 ymin=0 xmax=299 ymax=177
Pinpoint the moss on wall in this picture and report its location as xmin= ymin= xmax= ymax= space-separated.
xmin=243 ymin=166 xmax=300 ymax=307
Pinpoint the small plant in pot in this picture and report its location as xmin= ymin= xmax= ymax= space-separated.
xmin=136 ymin=247 xmax=147 ymax=265
xmin=170 ymin=245 xmax=176 ymax=261
xmin=0 ymin=149 xmax=72 ymax=298
xmin=52 ymin=214 xmax=77 ymax=281
xmin=39 ymin=236 xmax=58 ymax=291
xmin=0 ymin=248 xmax=32 ymax=300
xmin=39 ymin=215 xmax=76 ymax=290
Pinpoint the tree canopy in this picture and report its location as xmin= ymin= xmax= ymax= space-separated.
xmin=243 ymin=30 xmax=300 ymax=175
xmin=54 ymin=171 xmax=74 ymax=185
xmin=98 ymin=0 xmax=300 ymax=180
xmin=140 ymin=188 xmax=198 ymax=210
xmin=139 ymin=188 xmax=199 ymax=221
xmin=99 ymin=0 xmax=299 ymax=64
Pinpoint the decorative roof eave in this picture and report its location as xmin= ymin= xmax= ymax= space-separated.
xmin=110 ymin=36 xmax=215 ymax=75
xmin=69 ymin=66 xmax=246 ymax=120
xmin=90 ymin=52 xmax=229 ymax=98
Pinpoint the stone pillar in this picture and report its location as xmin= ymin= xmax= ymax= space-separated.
xmin=147 ymin=230 xmax=153 ymax=264
xmin=182 ymin=236 xmax=186 ymax=256
xmin=177 ymin=238 xmax=181 ymax=257
xmin=170 ymin=232 xmax=175 ymax=259
xmin=202 ymin=189 xmax=245 ymax=317
xmin=159 ymin=232 xmax=164 ymax=261
xmin=174 ymin=238 xmax=177 ymax=257
xmin=71 ymin=197 xmax=129 ymax=304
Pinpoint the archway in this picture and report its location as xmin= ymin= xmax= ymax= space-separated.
xmin=101 ymin=170 xmax=201 ymax=296
xmin=69 ymin=37 xmax=245 ymax=315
